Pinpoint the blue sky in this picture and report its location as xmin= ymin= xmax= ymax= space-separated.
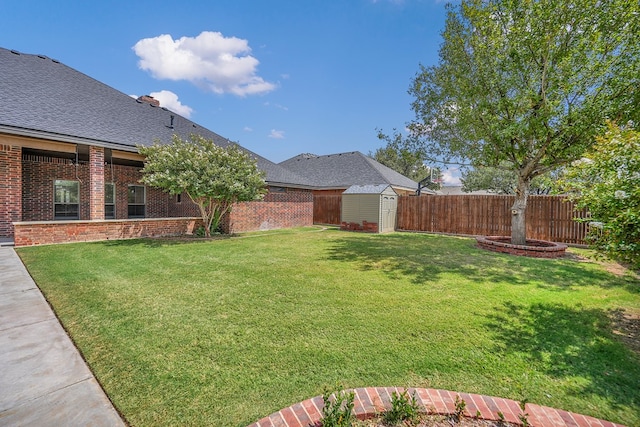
xmin=1 ymin=0 xmax=461 ymax=183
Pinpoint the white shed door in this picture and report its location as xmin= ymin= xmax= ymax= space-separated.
xmin=381 ymin=195 xmax=397 ymax=232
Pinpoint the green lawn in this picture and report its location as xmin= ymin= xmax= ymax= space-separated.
xmin=17 ymin=228 xmax=640 ymax=427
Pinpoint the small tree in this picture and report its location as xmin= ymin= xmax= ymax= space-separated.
xmin=138 ymin=135 xmax=267 ymax=236
xmin=559 ymin=122 xmax=640 ymax=269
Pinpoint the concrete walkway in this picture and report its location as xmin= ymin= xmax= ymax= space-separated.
xmin=0 ymin=247 xmax=125 ymax=426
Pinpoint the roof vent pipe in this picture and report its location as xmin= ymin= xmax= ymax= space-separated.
xmin=169 ymin=115 xmax=175 ymax=129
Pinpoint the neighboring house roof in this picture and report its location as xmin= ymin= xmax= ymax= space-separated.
xmin=343 ymin=184 xmax=397 ymax=195
xmin=279 ymin=151 xmax=420 ymax=192
xmin=0 ymin=47 xmax=309 ymax=187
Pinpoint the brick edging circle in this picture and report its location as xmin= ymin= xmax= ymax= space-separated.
xmin=476 ymin=236 xmax=568 ymax=258
xmin=247 ymin=387 xmax=626 ymax=427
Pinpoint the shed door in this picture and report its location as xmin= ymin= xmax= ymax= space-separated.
xmin=381 ymin=195 xmax=397 ymax=232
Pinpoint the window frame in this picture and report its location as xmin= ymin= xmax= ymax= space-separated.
xmin=105 ymin=182 xmax=116 ymax=219
xmin=127 ymin=185 xmax=146 ymax=218
xmin=53 ymin=179 xmax=80 ymax=220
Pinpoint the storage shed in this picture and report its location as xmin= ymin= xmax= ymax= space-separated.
xmin=340 ymin=184 xmax=398 ymax=233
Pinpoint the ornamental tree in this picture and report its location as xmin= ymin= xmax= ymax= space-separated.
xmin=559 ymin=122 xmax=640 ymax=269
xmin=138 ymin=135 xmax=267 ymax=236
xmin=407 ymin=0 xmax=639 ymax=244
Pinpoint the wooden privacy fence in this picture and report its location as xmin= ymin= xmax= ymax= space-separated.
xmin=397 ymin=195 xmax=590 ymax=245
xmin=313 ymin=195 xmax=342 ymax=225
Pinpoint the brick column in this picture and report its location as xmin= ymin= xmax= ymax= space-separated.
xmin=89 ymin=146 xmax=105 ymax=220
xmin=0 ymin=144 xmax=22 ymax=239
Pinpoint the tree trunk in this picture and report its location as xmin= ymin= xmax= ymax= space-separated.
xmin=511 ymin=176 xmax=531 ymax=245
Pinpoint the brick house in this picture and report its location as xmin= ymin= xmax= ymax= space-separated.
xmin=0 ymin=47 xmax=314 ymax=246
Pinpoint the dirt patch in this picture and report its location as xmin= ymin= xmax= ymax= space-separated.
xmin=610 ymin=308 xmax=640 ymax=356
xmin=354 ymin=414 xmax=517 ymax=426
xmin=603 ymin=261 xmax=639 ymax=278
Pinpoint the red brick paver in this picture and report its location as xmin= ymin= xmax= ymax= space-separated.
xmin=246 ymin=387 xmax=627 ymax=427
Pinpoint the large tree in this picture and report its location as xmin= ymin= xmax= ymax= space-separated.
xmin=408 ymin=0 xmax=639 ymax=244
xmin=138 ymin=135 xmax=267 ymax=236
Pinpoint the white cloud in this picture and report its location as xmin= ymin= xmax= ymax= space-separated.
xmin=441 ymin=167 xmax=462 ymax=186
xmin=243 ymin=126 xmax=253 ymax=132
xmin=133 ymin=31 xmax=276 ymax=97
xmin=149 ymin=90 xmax=193 ymax=118
xmin=264 ymin=101 xmax=288 ymax=111
xmin=268 ymin=129 xmax=285 ymax=139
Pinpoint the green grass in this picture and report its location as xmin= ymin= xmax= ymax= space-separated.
xmin=17 ymin=228 xmax=640 ymax=427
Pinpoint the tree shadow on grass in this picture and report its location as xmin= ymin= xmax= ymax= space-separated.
xmin=325 ymin=233 xmax=639 ymax=293
xmin=485 ymin=302 xmax=640 ymax=412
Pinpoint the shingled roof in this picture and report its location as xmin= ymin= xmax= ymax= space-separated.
xmin=0 ymin=47 xmax=310 ymax=187
xmin=279 ymin=151 xmax=419 ymax=192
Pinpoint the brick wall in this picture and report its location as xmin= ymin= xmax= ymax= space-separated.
xmin=108 ymin=164 xmax=169 ymax=219
xmin=22 ymin=155 xmax=91 ymax=221
xmin=22 ymin=156 xmax=174 ymax=221
xmin=0 ymin=145 xmax=22 ymax=238
xmin=13 ymin=217 xmax=203 ymax=247
xmin=225 ymin=189 xmax=313 ymax=233
xmin=167 ymin=192 xmax=200 ymax=217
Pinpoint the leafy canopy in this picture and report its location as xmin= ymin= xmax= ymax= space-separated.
xmin=372 ymin=130 xmax=443 ymax=189
xmin=461 ymin=162 xmax=556 ymax=195
xmin=559 ymin=122 xmax=640 ymax=269
xmin=408 ymin=0 xmax=639 ymax=243
xmin=138 ymin=135 xmax=266 ymax=236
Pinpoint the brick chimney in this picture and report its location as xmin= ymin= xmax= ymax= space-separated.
xmin=137 ymin=95 xmax=160 ymax=107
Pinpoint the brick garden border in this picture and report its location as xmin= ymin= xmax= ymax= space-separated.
xmin=476 ymin=236 xmax=568 ymax=258
xmin=247 ymin=387 xmax=626 ymax=427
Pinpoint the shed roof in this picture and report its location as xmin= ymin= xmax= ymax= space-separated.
xmin=343 ymin=184 xmax=397 ymax=195
xmin=0 ymin=47 xmax=310 ymax=187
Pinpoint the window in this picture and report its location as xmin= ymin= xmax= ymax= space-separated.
xmin=127 ymin=185 xmax=146 ymax=218
xmin=105 ymin=183 xmax=115 ymax=219
xmin=176 ymin=193 xmax=182 ymax=203
xmin=54 ymin=180 xmax=79 ymax=220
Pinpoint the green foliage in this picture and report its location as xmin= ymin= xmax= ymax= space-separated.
xmin=406 ymin=0 xmax=640 ymax=243
xmin=517 ymin=399 xmax=530 ymax=427
xmin=372 ymin=130 xmax=442 ymax=187
xmin=383 ymin=390 xmax=420 ymax=425
xmin=558 ymin=122 xmax=640 ymax=269
xmin=138 ymin=135 xmax=266 ymax=236
xmin=461 ymin=163 xmax=556 ymax=195
xmin=450 ymin=395 xmax=467 ymax=423
xmin=320 ymin=387 xmax=355 ymax=427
